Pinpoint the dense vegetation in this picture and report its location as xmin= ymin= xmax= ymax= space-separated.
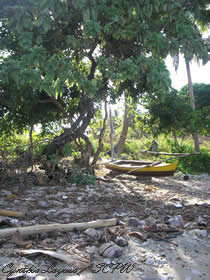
xmin=0 ymin=0 xmax=209 ymax=180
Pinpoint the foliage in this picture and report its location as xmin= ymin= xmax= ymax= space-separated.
xmin=173 ymin=146 xmax=210 ymax=174
xmin=0 ymin=132 xmax=29 ymax=159
xmin=178 ymin=83 xmax=210 ymax=135
xmin=0 ymin=0 xmax=208 ymax=140
xmin=141 ymin=89 xmax=193 ymax=136
xmin=67 ymin=164 xmax=96 ymax=185
xmin=179 ymin=83 xmax=210 ymax=109
xmin=139 ymin=84 xmax=210 ymax=137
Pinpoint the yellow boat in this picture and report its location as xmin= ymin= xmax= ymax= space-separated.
xmin=104 ymin=160 xmax=178 ymax=177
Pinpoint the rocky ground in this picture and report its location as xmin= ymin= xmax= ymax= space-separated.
xmin=0 ymin=170 xmax=209 ymax=280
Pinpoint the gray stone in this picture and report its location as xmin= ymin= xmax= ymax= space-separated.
xmin=191 ymin=229 xmax=208 ymax=238
xmin=128 ymin=217 xmax=146 ymax=228
xmin=151 ymin=210 xmax=159 ymax=216
xmin=114 ymin=236 xmax=129 ymax=247
xmin=198 ymin=216 xmax=208 ymax=226
xmin=35 ymin=276 xmax=49 ymax=280
xmin=98 ymin=242 xmax=123 ymax=258
xmin=37 ymin=200 xmax=49 ymax=208
xmin=191 ymin=268 xmax=201 ymax=276
xmin=168 ymin=215 xmax=183 ymax=227
xmin=144 ymin=256 xmax=155 ymax=265
xmin=84 ymin=228 xmax=101 ymax=240
xmin=0 ymin=189 xmax=12 ymax=196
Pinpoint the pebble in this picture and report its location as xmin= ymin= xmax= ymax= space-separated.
xmin=98 ymin=242 xmax=123 ymax=258
xmin=160 ymin=276 xmax=175 ymax=280
xmin=35 ymin=276 xmax=48 ymax=280
xmin=151 ymin=210 xmax=159 ymax=216
xmin=37 ymin=200 xmax=49 ymax=208
xmin=190 ymin=229 xmax=208 ymax=238
xmin=128 ymin=217 xmax=146 ymax=228
xmin=198 ymin=216 xmax=208 ymax=226
xmin=103 ymin=258 xmax=112 ymax=264
xmin=114 ymin=236 xmax=129 ymax=247
xmin=144 ymin=256 xmax=155 ymax=265
xmin=191 ymin=268 xmax=201 ymax=276
xmin=168 ymin=215 xmax=183 ymax=227
xmin=136 ymin=271 xmax=144 ymax=277
xmin=84 ymin=228 xmax=100 ymax=240
xmin=85 ymin=245 xmax=98 ymax=256
xmin=173 ymin=202 xmax=183 ymax=208
xmin=0 ymin=189 xmax=12 ymax=196
xmin=159 ymin=258 xmax=167 ymax=265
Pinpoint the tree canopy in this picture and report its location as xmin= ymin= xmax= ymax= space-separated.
xmin=142 ymin=83 xmax=210 ymax=138
xmin=180 ymin=83 xmax=210 ymax=110
xmin=0 ymin=0 xmax=209 ymax=153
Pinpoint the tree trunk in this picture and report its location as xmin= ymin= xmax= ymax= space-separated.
xmin=114 ymin=100 xmax=130 ymax=155
xmin=109 ymin=107 xmax=115 ymax=160
xmin=185 ymin=60 xmax=200 ymax=152
xmin=173 ymin=129 xmax=178 ymax=146
xmin=29 ymin=124 xmax=34 ymax=167
xmin=91 ymin=100 xmax=108 ymax=167
xmin=29 ymin=125 xmax=33 ymax=155
xmin=46 ymin=100 xmax=95 ymax=157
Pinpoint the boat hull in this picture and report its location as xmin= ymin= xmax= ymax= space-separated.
xmin=104 ymin=160 xmax=178 ymax=177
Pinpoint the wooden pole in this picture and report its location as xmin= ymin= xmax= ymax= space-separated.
xmin=0 ymin=209 xmax=24 ymax=218
xmin=0 ymin=218 xmax=118 ymax=238
xmin=141 ymin=151 xmax=200 ymax=156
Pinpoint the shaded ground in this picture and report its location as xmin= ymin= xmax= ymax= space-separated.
xmin=0 ymin=168 xmax=209 ymax=280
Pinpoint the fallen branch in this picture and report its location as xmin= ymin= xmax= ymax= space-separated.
xmin=0 ymin=209 xmax=24 ymax=218
xmin=0 ymin=218 xmax=118 ymax=238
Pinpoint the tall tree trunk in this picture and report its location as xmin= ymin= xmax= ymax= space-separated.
xmin=173 ymin=129 xmax=178 ymax=146
xmin=109 ymin=107 xmax=115 ymax=160
xmin=29 ymin=125 xmax=34 ymax=155
xmin=91 ymin=100 xmax=108 ymax=167
xmin=185 ymin=60 xmax=200 ymax=152
xmin=114 ymin=100 xmax=130 ymax=156
xmin=29 ymin=124 xmax=34 ymax=167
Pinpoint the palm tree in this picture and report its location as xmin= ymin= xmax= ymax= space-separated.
xmin=185 ymin=59 xmax=200 ymax=152
xmin=173 ymin=1 xmax=209 ymax=152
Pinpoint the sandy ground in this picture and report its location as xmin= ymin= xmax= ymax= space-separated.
xmin=0 ymin=172 xmax=209 ymax=280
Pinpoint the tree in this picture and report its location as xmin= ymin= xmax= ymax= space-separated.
xmin=143 ymin=83 xmax=210 ymax=142
xmin=179 ymin=83 xmax=210 ymax=135
xmin=142 ymin=89 xmax=196 ymax=142
xmin=0 ymin=0 xmax=208 ymax=157
xmin=180 ymin=83 xmax=210 ymax=110
xmin=173 ymin=0 xmax=210 ymax=152
xmin=185 ymin=60 xmax=200 ymax=152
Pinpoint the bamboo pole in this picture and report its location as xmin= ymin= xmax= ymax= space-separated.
xmin=0 ymin=218 xmax=118 ymax=238
xmin=141 ymin=151 xmax=200 ymax=156
xmin=0 ymin=209 xmax=25 ymax=218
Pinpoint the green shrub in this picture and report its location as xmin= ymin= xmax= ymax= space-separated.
xmin=177 ymin=149 xmax=210 ymax=174
xmin=67 ymin=164 xmax=96 ymax=185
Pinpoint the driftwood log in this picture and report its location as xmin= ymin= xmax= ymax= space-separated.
xmin=0 ymin=218 xmax=118 ymax=238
